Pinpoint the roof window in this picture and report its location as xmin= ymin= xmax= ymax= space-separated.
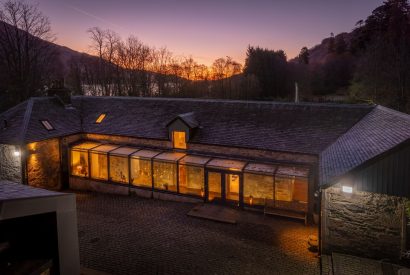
xmin=96 ymin=113 xmax=106 ymax=124
xmin=40 ymin=120 xmax=54 ymax=131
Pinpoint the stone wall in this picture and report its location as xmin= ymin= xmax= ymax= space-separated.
xmin=0 ymin=144 xmax=22 ymax=182
xmin=27 ymin=138 xmax=61 ymax=190
xmin=322 ymin=185 xmax=406 ymax=260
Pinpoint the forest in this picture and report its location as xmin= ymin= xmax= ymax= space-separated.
xmin=0 ymin=0 xmax=409 ymax=113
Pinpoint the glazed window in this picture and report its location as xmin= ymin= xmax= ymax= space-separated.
xmin=131 ymin=158 xmax=152 ymax=187
xmin=90 ymin=152 xmax=108 ymax=180
xmin=96 ymin=113 xmax=106 ymax=124
xmin=89 ymin=144 xmax=119 ymax=181
xmin=172 ymin=131 xmax=186 ymax=149
xmin=244 ymin=173 xmax=274 ymax=206
xmin=179 ymin=165 xmax=204 ymax=197
xmin=70 ymin=142 xmax=100 ymax=178
xmin=109 ymin=155 xmax=129 ymax=184
xmin=153 ymin=161 xmax=177 ymax=192
xmin=40 ymin=120 xmax=54 ymax=130
xmin=71 ymin=150 xmax=89 ymax=177
xmin=274 ymin=176 xmax=308 ymax=212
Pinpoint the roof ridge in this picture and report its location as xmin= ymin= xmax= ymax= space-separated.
xmin=0 ymin=99 xmax=29 ymax=117
xmin=375 ymin=105 xmax=410 ymax=120
xmin=19 ymin=98 xmax=34 ymax=144
xmin=72 ymin=95 xmax=375 ymax=109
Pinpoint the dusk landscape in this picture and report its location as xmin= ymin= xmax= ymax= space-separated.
xmin=0 ymin=1 xmax=409 ymax=275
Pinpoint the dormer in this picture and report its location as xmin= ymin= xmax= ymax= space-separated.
xmin=166 ymin=112 xmax=199 ymax=149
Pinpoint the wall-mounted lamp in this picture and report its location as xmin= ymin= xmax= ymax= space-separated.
xmin=342 ymin=185 xmax=353 ymax=193
xmin=13 ymin=148 xmax=21 ymax=157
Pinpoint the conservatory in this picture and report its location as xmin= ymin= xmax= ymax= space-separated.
xmin=70 ymin=141 xmax=309 ymax=213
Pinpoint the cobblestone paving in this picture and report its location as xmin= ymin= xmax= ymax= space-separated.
xmin=74 ymin=191 xmax=319 ymax=275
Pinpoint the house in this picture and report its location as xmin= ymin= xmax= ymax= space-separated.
xmin=0 ymin=95 xmax=409 ymax=261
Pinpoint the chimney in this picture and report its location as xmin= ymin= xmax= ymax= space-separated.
xmin=294 ymin=82 xmax=299 ymax=103
xmin=47 ymin=79 xmax=72 ymax=106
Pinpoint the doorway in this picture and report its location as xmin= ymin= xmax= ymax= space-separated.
xmin=206 ymin=171 xmax=241 ymax=206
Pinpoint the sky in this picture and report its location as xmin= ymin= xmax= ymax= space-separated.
xmin=35 ymin=0 xmax=384 ymax=66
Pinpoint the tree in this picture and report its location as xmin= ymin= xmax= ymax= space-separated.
xmin=350 ymin=0 xmax=410 ymax=112
xmin=298 ymin=47 xmax=309 ymax=64
xmin=0 ymin=0 xmax=57 ymax=109
xmin=244 ymin=46 xmax=290 ymax=99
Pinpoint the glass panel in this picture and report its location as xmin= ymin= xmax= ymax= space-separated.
xmin=275 ymin=176 xmax=294 ymax=202
xmin=110 ymin=146 xmax=138 ymax=156
xmin=244 ymin=173 xmax=274 ymax=206
xmin=208 ymin=172 xmax=221 ymax=201
xmin=90 ymin=152 xmax=108 ymax=180
xmin=225 ymin=174 xmax=240 ymax=202
xmin=173 ymin=131 xmax=186 ymax=149
xmin=293 ymin=177 xmax=308 ymax=203
xmin=179 ymin=155 xmax=210 ymax=166
xmin=153 ymin=161 xmax=177 ymax=192
xmin=72 ymin=142 xmax=100 ymax=150
xmin=71 ymin=150 xmax=89 ymax=177
xmin=109 ymin=155 xmax=129 ymax=184
xmin=244 ymin=163 xmax=276 ymax=174
xmin=131 ymin=158 xmax=152 ymax=188
xmin=179 ymin=165 xmax=204 ymax=197
xmin=206 ymin=158 xmax=246 ymax=171
xmin=274 ymin=175 xmax=308 ymax=212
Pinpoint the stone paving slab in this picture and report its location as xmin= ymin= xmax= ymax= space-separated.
xmin=74 ymin=191 xmax=319 ymax=275
xmin=332 ymin=253 xmax=408 ymax=275
xmin=187 ymin=203 xmax=238 ymax=224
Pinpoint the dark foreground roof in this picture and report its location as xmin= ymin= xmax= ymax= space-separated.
xmin=0 ymin=180 xmax=63 ymax=201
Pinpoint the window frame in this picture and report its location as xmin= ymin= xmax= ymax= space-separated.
xmin=95 ymin=113 xmax=107 ymax=124
xmin=172 ymin=131 xmax=187 ymax=149
xmin=40 ymin=120 xmax=55 ymax=131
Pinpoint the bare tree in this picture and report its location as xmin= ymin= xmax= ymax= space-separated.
xmin=0 ymin=0 xmax=57 ymax=106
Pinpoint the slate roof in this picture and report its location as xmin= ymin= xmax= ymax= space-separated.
xmin=0 ymin=97 xmax=81 ymax=144
xmin=0 ymin=180 xmax=64 ymax=201
xmin=75 ymin=96 xmax=373 ymax=155
xmin=319 ymin=106 xmax=410 ymax=186
xmin=2 ymin=96 xmax=409 ymax=190
xmin=168 ymin=112 xmax=199 ymax=128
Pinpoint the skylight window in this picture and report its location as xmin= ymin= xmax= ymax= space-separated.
xmin=40 ymin=120 xmax=54 ymax=131
xmin=96 ymin=113 xmax=106 ymax=124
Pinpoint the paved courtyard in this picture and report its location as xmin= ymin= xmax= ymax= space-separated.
xmin=75 ymin=191 xmax=319 ymax=275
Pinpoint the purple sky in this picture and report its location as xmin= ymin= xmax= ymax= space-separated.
xmin=37 ymin=0 xmax=383 ymax=66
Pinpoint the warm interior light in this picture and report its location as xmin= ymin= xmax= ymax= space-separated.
xmin=13 ymin=150 xmax=20 ymax=157
xmin=96 ymin=113 xmax=106 ymax=124
xmin=342 ymin=186 xmax=353 ymax=193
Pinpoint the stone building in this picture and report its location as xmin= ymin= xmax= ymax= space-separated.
xmin=0 ymin=95 xmax=409 ymax=260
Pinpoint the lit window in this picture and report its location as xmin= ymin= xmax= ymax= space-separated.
xmin=96 ymin=113 xmax=106 ymax=124
xmin=153 ymin=161 xmax=177 ymax=192
xmin=40 ymin=120 xmax=54 ymax=131
xmin=179 ymin=164 xmax=204 ymax=197
xmin=109 ymin=155 xmax=129 ymax=184
xmin=173 ymin=131 xmax=186 ymax=149
xmin=244 ymin=173 xmax=274 ymax=206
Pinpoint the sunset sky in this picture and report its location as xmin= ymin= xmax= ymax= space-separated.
xmin=37 ymin=0 xmax=383 ymax=66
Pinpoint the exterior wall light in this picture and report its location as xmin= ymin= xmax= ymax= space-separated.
xmin=13 ymin=149 xmax=21 ymax=157
xmin=342 ymin=185 xmax=353 ymax=193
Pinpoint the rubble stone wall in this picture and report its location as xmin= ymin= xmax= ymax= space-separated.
xmin=27 ymin=138 xmax=61 ymax=190
xmin=0 ymin=144 xmax=22 ymax=182
xmin=322 ymin=185 xmax=406 ymax=260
